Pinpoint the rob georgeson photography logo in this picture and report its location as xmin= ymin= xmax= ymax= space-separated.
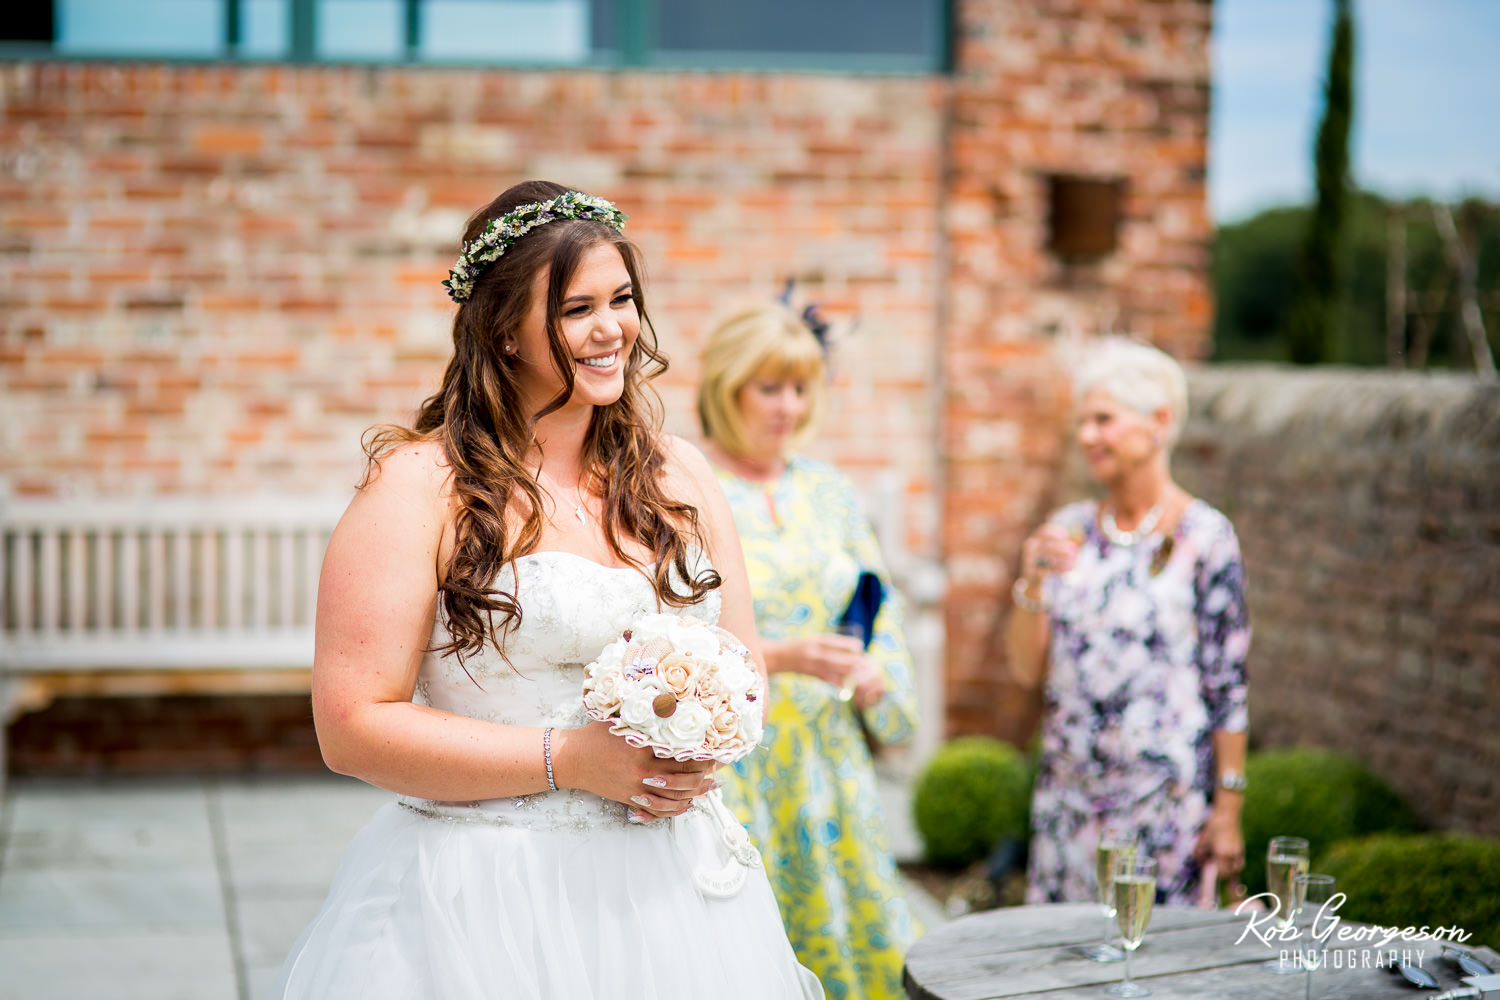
xmin=1235 ymin=891 xmax=1474 ymax=972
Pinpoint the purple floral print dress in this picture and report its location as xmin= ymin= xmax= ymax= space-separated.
xmin=1025 ymin=498 xmax=1250 ymax=905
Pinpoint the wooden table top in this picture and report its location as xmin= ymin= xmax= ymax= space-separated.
xmin=903 ymin=902 xmax=1499 ymax=1000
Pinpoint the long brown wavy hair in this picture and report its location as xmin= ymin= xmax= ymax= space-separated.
xmin=364 ymin=180 xmax=720 ymax=665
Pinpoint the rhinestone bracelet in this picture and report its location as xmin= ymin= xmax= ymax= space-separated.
xmin=543 ymin=726 xmax=558 ymax=792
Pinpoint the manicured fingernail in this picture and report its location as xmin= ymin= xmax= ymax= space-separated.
xmin=642 ymin=776 xmax=668 ymax=788
xmin=630 ymin=795 xmax=652 ymax=808
xmin=627 ymin=811 xmax=647 ymax=824
xmin=705 ymin=778 xmax=720 ymax=791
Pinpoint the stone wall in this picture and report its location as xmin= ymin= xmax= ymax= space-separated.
xmin=1017 ymin=366 xmax=1500 ymax=836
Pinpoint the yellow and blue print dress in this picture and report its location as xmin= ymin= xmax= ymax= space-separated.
xmin=713 ymin=456 xmax=921 ymax=1000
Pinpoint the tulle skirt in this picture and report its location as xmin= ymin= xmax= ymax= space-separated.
xmin=271 ymin=800 xmax=824 ymax=1000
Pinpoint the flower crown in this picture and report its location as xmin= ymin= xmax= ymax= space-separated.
xmin=442 ymin=191 xmax=629 ymax=303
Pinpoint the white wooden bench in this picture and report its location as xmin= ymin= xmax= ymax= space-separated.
xmin=0 ymin=480 xmax=947 ymax=783
xmin=0 ymin=494 xmax=351 ymax=783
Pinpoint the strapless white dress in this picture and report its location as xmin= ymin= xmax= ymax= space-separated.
xmin=271 ymin=551 xmax=824 ymax=999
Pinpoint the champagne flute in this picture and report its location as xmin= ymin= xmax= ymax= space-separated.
xmin=1293 ymin=874 xmax=1335 ymax=1000
xmin=1105 ymin=854 xmax=1157 ymax=997
xmin=834 ymin=623 xmax=865 ymax=702
xmin=1078 ymin=823 xmax=1135 ymax=962
xmin=1262 ymin=836 xmax=1310 ymax=974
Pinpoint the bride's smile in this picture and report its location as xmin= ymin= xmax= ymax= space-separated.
xmin=511 ymin=242 xmax=641 ymax=415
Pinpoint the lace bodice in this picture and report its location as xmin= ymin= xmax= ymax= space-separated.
xmin=398 ymin=549 xmax=722 ymax=830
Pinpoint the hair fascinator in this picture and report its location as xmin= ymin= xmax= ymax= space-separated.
xmin=778 ymin=279 xmax=861 ymax=370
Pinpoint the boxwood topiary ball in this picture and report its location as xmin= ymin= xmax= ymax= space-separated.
xmin=1319 ymin=833 xmax=1500 ymax=951
xmin=912 ymin=737 xmax=1032 ymax=870
xmin=1241 ymin=748 xmax=1419 ymax=895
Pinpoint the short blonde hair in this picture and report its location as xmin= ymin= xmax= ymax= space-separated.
xmin=1073 ymin=338 xmax=1189 ymax=447
xmin=697 ymin=302 xmax=827 ymax=457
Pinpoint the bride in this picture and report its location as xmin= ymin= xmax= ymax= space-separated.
xmin=272 ymin=180 xmax=824 ymax=999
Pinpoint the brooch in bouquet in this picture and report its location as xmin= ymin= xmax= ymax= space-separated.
xmin=582 ymin=613 xmax=766 ymax=897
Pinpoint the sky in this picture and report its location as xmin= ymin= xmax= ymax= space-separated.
xmin=1210 ymin=0 xmax=1500 ymax=223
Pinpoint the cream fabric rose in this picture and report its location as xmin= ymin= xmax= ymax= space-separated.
xmin=736 ymin=697 xmax=764 ymax=745
xmin=665 ymin=617 xmax=720 ymax=659
xmin=716 ymin=657 xmax=757 ymax=699
xmin=583 ymin=668 xmax=625 ymax=717
xmin=591 ymin=640 xmax=624 ymax=676
xmin=624 ymin=613 xmax=679 ymax=648
xmin=707 ymin=701 xmax=740 ymax=747
xmin=662 ymin=700 xmax=713 ymax=749
xmin=657 ymin=653 xmax=701 ymax=698
xmin=619 ymin=677 xmax=666 ymax=731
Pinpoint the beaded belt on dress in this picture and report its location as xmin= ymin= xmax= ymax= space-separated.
xmin=396 ymin=789 xmax=632 ymax=833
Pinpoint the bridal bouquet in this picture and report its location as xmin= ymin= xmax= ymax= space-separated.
xmin=582 ymin=613 xmax=765 ymax=762
xmin=582 ymin=613 xmax=766 ymax=897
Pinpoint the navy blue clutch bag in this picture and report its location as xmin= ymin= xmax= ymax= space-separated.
xmin=836 ymin=571 xmax=886 ymax=649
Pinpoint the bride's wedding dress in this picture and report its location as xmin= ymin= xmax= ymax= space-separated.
xmin=272 ymin=550 xmax=823 ymax=999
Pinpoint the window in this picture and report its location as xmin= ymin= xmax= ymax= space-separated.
xmin=0 ymin=0 xmax=948 ymax=72
xmin=1047 ymin=175 xmax=1125 ymax=261
xmin=606 ymin=0 xmax=944 ymax=72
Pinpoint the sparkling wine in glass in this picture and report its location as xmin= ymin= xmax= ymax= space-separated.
xmin=1078 ymin=825 xmax=1135 ymax=962
xmin=834 ymin=623 xmax=865 ymax=702
xmin=1105 ymin=854 xmax=1156 ymax=998
xmin=1262 ymin=836 xmax=1310 ymax=974
xmin=1293 ymin=874 xmax=1335 ymax=1000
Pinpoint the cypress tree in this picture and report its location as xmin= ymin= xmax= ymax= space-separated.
xmin=1287 ymin=0 xmax=1355 ymax=364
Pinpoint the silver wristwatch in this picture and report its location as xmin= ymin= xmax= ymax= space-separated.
xmin=1217 ymin=769 xmax=1249 ymax=793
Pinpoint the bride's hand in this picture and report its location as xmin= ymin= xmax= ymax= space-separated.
xmin=551 ymin=721 xmax=717 ymax=821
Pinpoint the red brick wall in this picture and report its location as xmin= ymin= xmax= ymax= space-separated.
xmin=943 ymin=0 xmax=1216 ymax=735
xmin=1 ymin=0 xmax=1217 ymax=742
xmin=7 ymin=693 xmax=325 ymax=775
xmin=0 ymin=64 xmax=947 ymax=552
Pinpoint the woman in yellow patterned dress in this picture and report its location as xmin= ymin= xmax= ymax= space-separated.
xmin=696 ymin=301 xmax=921 ymax=1000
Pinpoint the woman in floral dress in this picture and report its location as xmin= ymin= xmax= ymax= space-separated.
xmin=696 ymin=301 xmax=921 ymax=1000
xmin=1006 ymin=338 xmax=1251 ymax=906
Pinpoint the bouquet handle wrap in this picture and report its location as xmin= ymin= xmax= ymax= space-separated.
xmin=673 ymin=788 xmax=762 ymax=899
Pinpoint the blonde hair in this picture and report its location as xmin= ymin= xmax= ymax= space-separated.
xmin=1073 ymin=338 xmax=1189 ymax=447
xmin=697 ymin=302 xmax=827 ymax=457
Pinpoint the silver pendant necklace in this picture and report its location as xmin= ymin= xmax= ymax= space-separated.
xmin=538 ymin=469 xmax=589 ymax=526
xmin=1100 ymin=502 xmax=1163 ymax=547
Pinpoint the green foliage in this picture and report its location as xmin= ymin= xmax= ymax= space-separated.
xmin=1241 ymin=748 xmax=1420 ymax=895
xmin=1320 ymin=833 xmax=1500 ymax=950
xmin=912 ymin=737 xmax=1033 ymax=869
xmin=1287 ymin=0 xmax=1355 ymax=364
xmin=1215 ymin=194 xmax=1500 ymax=367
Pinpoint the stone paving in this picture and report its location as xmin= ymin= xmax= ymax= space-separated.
xmin=0 ymin=772 xmax=945 ymax=1000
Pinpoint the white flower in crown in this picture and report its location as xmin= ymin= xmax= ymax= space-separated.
xmin=442 ymin=191 xmax=628 ymax=303
xmin=581 ymin=612 xmax=763 ymax=763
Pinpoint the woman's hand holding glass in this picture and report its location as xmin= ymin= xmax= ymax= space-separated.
xmin=833 ymin=624 xmax=886 ymax=708
xmin=1021 ymin=524 xmax=1081 ymax=584
xmin=767 ymin=633 xmax=880 ymax=706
